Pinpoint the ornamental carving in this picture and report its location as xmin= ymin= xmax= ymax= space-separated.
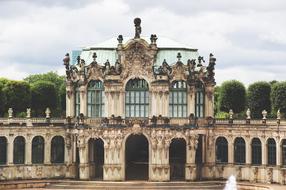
xmin=121 ymin=41 xmax=156 ymax=81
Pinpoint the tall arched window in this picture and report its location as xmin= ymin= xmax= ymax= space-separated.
xmin=195 ymin=82 xmax=205 ymax=118
xmin=75 ymin=83 xmax=80 ymax=117
xmin=13 ymin=136 xmax=25 ymax=164
xmin=234 ymin=137 xmax=245 ymax=164
xmin=0 ymin=137 xmax=7 ymax=165
xmin=169 ymin=81 xmax=187 ymax=118
xmin=251 ymin=138 xmax=262 ymax=165
xmin=216 ymin=137 xmax=228 ymax=163
xmin=87 ymin=80 xmax=105 ymax=118
xmin=267 ymin=138 xmax=276 ymax=165
xmin=282 ymin=139 xmax=286 ymax=166
xmin=125 ymin=79 xmax=149 ymax=117
xmin=51 ymin=136 xmax=65 ymax=163
xmin=32 ymin=136 xmax=45 ymax=164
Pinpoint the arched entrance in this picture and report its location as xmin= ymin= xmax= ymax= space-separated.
xmin=169 ymin=138 xmax=186 ymax=180
xmin=125 ymin=134 xmax=149 ymax=180
xmin=89 ymin=138 xmax=104 ymax=180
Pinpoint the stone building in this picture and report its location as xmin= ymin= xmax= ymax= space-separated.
xmin=0 ymin=18 xmax=286 ymax=184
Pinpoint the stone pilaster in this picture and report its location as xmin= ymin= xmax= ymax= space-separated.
xmin=25 ymin=140 xmax=32 ymax=165
xmin=7 ymin=140 xmax=13 ymax=165
xmin=79 ymin=85 xmax=87 ymax=116
xmin=186 ymin=135 xmax=199 ymax=181
xmin=66 ymin=82 xmax=74 ymax=117
xmin=205 ymin=85 xmax=214 ymax=117
xmin=187 ymin=86 xmax=195 ymax=116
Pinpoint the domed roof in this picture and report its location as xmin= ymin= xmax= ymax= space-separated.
xmin=76 ymin=36 xmax=199 ymax=67
xmin=83 ymin=36 xmax=196 ymax=50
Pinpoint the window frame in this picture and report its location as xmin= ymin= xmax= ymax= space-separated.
xmin=87 ymin=80 xmax=105 ymax=118
xmin=195 ymin=82 xmax=205 ymax=118
xmin=169 ymin=80 xmax=187 ymax=118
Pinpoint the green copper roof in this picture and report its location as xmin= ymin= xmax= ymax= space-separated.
xmin=77 ymin=36 xmax=198 ymax=66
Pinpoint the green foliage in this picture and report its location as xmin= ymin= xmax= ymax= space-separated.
xmin=218 ymin=80 xmax=246 ymax=113
xmin=31 ymin=81 xmax=58 ymax=116
xmin=24 ymin=72 xmax=65 ymax=117
xmin=271 ymin=82 xmax=286 ymax=115
xmin=2 ymin=80 xmax=31 ymax=114
xmin=0 ymin=84 xmax=6 ymax=116
xmin=247 ymin=81 xmax=271 ymax=118
xmin=24 ymin=72 xmax=65 ymax=90
xmin=215 ymin=111 xmax=229 ymax=119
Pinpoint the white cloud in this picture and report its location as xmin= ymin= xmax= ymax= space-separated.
xmin=0 ymin=0 xmax=285 ymax=85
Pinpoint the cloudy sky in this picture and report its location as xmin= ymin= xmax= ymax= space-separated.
xmin=0 ymin=0 xmax=285 ymax=85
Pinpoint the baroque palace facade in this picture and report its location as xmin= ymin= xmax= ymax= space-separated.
xmin=0 ymin=18 xmax=286 ymax=184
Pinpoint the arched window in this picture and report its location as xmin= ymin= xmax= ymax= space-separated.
xmin=251 ymin=138 xmax=262 ymax=165
xmin=216 ymin=137 xmax=228 ymax=163
xmin=267 ymin=138 xmax=276 ymax=165
xmin=169 ymin=81 xmax=187 ymax=118
xmin=51 ymin=136 xmax=65 ymax=163
xmin=87 ymin=80 xmax=105 ymax=118
xmin=32 ymin=136 xmax=45 ymax=164
xmin=0 ymin=137 xmax=7 ymax=165
xmin=75 ymin=83 xmax=80 ymax=117
xmin=195 ymin=82 xmax=205 ymax=118
xmin=282 ymin=139 xmax=286 ymax=166
xmin=13 ymin=136 xmax=25 ymax=164
xmin=234 ymin=137 xmax=245 ymax=164
xmin=125 ymin=79 xmax=149 ymax=117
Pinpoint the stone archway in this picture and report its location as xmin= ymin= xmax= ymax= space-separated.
xmin=88 ymin=138 xmax=104 ymax=180
xmin=125 ymin=134 xmax=149 ymax=180
xmin=169 ymin=138 xmax=186 ymax=180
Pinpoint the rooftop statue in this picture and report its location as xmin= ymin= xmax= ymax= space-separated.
xmin=134 ymin=18 xmax=141 ymax=39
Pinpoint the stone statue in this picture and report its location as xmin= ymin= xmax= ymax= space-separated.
xmin=45 ymin=108 xmax=51 ymax=119
xmin=8 ymin=108 xmax=13 ymax=118
xmin=229 ymin=109 xmax=234 ymax=119
xmin=134 ymin=18 xmax=141 ymax=38
xmin=103 ymin=60 xmax=110 ymax=75
xmin=117 ymin=35 xmax=123 ymax=44
xmin=262 ymin=110 xmax=267 ymax=120
xmin=150 ymin=34 xmax=158 ymax=44
xmin=26 ymin=108 xmax=31 ymax=118
xmin=246 ymin=108 xmax=251 ymax=120
xmin=197 ymin=56 xmax=205 ymax=67
xmin=207 ymin=53 xmax=216 ymax=82
xmin=277 ymin=109 xmax=281 ymax=120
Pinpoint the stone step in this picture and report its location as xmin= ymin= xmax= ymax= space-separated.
xmin=45 ymin=181 xmax=225 ymax=190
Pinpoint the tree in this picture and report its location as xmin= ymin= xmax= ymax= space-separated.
xmin=0 ymin=84 xmax=6 ymax=116
xmin=271 ymin=82 xmax=286 ymax=115
xmin=31 ymin=81 xmax=58 ymax=116
xmin=247 ymin=82 xmax=271 ymax=118
xmin=59 ymin=83 xmax=66 ymax=116
xmin=24 ymin=72 xmax=65 ymax=116
xmin=2 ymin=80 xmax=31 ymax=114
xmin=218 ymin=80 xmax=246 ymax=113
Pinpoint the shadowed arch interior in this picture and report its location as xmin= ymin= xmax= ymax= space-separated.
xmin=216 ymin=137 xmax=228 ymax=163
xmin=88 ymin=138 xmax=104 ymax=180
xmin=169 ymin=138 xmax=186 ymax=180
xmin=0 ymin=137 xmax=7 ymax=165
xmin=125 ymin=134 xmax=149 ymax=180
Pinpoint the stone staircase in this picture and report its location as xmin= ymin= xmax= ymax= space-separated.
xmin=45 ymin=181 xmax=225 ymax=190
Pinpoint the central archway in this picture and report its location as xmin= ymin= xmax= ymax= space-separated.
xmin=125 ymin=134 xmax=149 ymax=180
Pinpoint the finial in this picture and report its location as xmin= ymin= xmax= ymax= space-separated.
xmin=197 ymin=56 xmax=205 ymax=66
xmin=150 ymin=34 xmax=158 ymax=44
xmin=8 ymin=108 xmax=13 ymax=118
xmin=177 ymin=52 xmax=182 ymax=61
xmin=92 ymin=52 xmax=97 ymax=62
xmin=134 ymin=18 xmax=142 ymax=39
xmin=277 ymin=109 xmax=281 ymax=120
xmin=117 ymin=35 xmax=123 ymax=44
xmin=262 ymin=110 xmax=267 ymax=120
xmin=229 ymin=109 xmax=234 ymax=119
xmin=77 ymin=55 xmax=80 ymax=65
xmin=246 ymin=108 xmax=251 ymax=119
xmin=63 ymin=53 xmax=70 ymax=66
xmin=45 ymin=108 xmax=51 ymax=119
xmin=26 ymin=108 xmax=31 ymax=118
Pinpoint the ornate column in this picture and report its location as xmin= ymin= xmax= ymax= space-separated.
xmin=205 ymin=85 xmax=214 ymax=117
xmin=103 ymin=129 xmax=124 ymax=181
xmin=77 ymin=130 xmax=89 ymax=180
xmin=228 ymin=140 xmax=234 ymax=164
xmin=149 ymin=129 xmax=171 ymax=181
xmin=261 ymin=139 xmax=266 ymax=165
xmin=276 ymin=139 xmax=281 ymax=166
xmin=25 ymin=136 xmax=32 ymax=165
xmin=246 ymin=138 xmax=251 ymax=165
xmin=66 ymin=81 xmax=75 ymax=117
xmin=187 ymin=86 xmax=195 ymax=116
xmin=44 ymin=136 xmax=51 ymax=165
xmin=186 ymin=134 xmax=199 ymax=181
xmin=7 ymin=137 xmax=13 ymax=165
xmin=79 ymin=85 xmax=87 ymax=116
